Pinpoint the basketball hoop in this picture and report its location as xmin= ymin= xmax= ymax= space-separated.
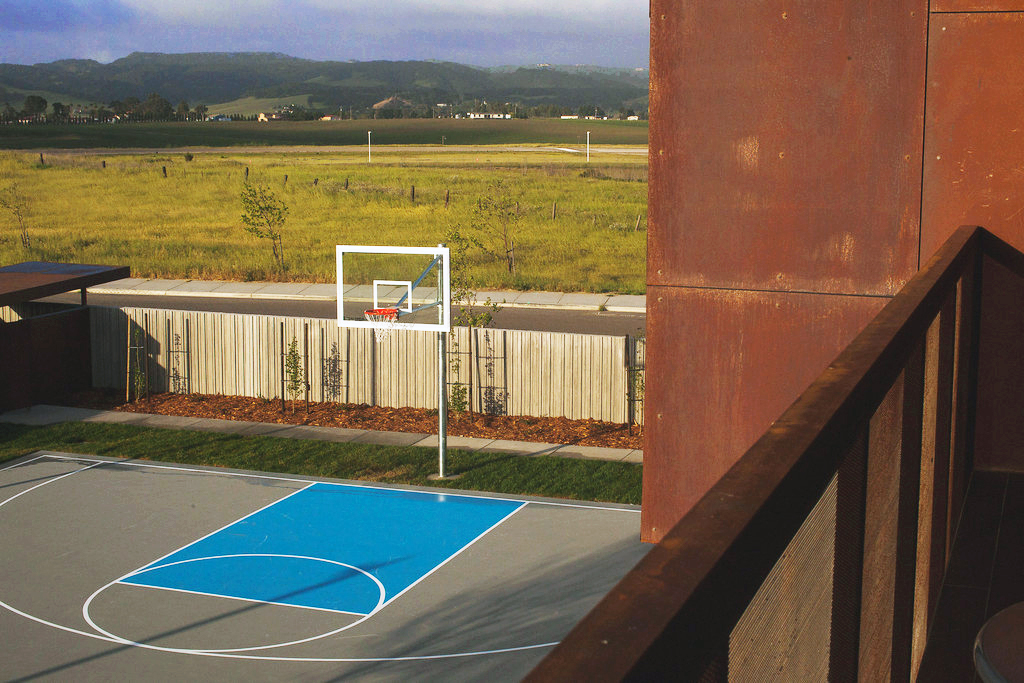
xmin=364 ymin=308 xmax=398 ymax=343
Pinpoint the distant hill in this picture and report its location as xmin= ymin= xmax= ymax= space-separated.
xmin=0 ymin=52 xmax=648 ymax=113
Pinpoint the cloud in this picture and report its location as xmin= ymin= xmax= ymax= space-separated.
xmin=0 ymin=0 xmax=135 ymax=32
xmin=0 ymin=0 xmax=649 ymax=67
xmin=306 ymin=0 xmax=643 ymax=21
xmin=114 ymin=0 xmax=646 ymax=31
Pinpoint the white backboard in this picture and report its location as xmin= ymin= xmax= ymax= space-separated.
xmin=336 ymin=244 xmax=450 ymax=333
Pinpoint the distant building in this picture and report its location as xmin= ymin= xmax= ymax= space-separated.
xmin=560 ymin=115 xmax=581 ymax=120
xmin=467 ymin=112 xmax=512 ymax=119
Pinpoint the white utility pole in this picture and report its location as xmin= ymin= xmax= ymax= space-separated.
xmin=367 ymin=130 xmax=372 ymax=162
xmin=587 ymin=130 xmax=591 ymax=162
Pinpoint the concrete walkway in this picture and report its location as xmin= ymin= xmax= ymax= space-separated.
xmin=0 ymin=405 xmax=642 ymax=464
xmin=88 ymin=278 xmax=647 ymax=313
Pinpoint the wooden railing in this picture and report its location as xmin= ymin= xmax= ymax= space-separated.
xmin=528 ymin=226 xmax=1024 ymax=680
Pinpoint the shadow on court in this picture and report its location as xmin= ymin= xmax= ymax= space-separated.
xmin=14 ymin=557 xmax=399 ymax=682
xmin=334 ymin=536 xmax=645 ymax=681
xmin=0 ymin=452 xmax=649 ymax=681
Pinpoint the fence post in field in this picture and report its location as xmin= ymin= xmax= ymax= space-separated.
xmin=411 ymin=185 xmax=415 ymax=202
xmin=245 ymin=167 xmax=249 ymax=180
xmin=552 ymin=201 xmax=557 ymax=220
xmin=162 ymin=166 xmax=167 ymax=178
xmin=635 ymin=214 xmax=642 ymax=232
xmin=445 ymin=189 xmax=450 ymax=208
xmin=101 ymin=160 xmax=106 ymax=169
xmin=345 ymin=177 xmax=349 ymax=190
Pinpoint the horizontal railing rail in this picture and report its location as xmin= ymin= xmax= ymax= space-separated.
xmin=527 ymin=226 xmax=1024 ymax=680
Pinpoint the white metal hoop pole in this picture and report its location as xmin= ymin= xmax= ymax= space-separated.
xmin=367 ymin=130 xmax=372 ymax=163
xmin=438 ymin=329 xmax=447 ymax=478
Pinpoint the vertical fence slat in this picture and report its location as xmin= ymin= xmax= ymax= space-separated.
xmin=86 ymin=306 xmax=641 ymax=425
xmin=830 ymin=426 xmax=869 ymax=678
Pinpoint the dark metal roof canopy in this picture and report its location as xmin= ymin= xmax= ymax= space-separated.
xmin=0 ymin=261 xmax=130 ymax=308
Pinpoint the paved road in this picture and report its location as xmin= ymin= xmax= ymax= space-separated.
xmin=52 ymin=144 xmax=648 ymax=157
xmin=44 ymin=291 xmax=647 ymax=336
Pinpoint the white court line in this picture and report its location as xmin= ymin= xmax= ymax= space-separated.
xmin=32 ymin=453 xmax=641 ymax=513
xmin=111 ymin=580 xmax=367 ymax=616
xmin=125 ymin=481 xmax=316 ymax=573
xmin=0 ymin=459 xmax=107 ymax=510
xmin=376 ymin=500 xmax=528 ymax=613
xmin=0 ymin=453 xmax=50 ymax=472
xmin=0 ymin=596 xmax=558 ymax=662
xmin=0 ymin=454 xmax=563 ymax=662
xmin=85 ymin=553 xmax=386 ymax=653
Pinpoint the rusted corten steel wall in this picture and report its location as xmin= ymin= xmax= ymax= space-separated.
xmin=922 ymin=10 xmax=1024 ymax=257
xmin=921 ymin=9 xmax=1024 ymax=473
xmin=643 ymin=1 xmax=929 ymax=542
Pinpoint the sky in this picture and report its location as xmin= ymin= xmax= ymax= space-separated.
xmin=0 ymin=0 xmax=650 ymax=68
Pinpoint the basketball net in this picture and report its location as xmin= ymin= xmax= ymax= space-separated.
xmin=364 ymin=308 xmax=399 ymax=343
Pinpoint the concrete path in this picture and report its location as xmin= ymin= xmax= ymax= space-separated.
xmin=88 ymin=278 xmax=647 ymax=314
xmin=0 ymin=405 xmax=642 ymax=464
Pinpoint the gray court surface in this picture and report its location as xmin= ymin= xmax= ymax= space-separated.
xmin=0 ymin=452 xmax=648 ymax=682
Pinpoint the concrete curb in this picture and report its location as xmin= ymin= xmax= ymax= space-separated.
xmin=87 ymin=278 xmax=646 ymax=314
xmin=0 ymin=405 xmax=642 ymax=463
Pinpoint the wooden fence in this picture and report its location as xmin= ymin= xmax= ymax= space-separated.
xmin=89 ymin=306 xmax=645 ymax=425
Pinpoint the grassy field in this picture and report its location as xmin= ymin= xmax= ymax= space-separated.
xmin=0 ymin=118 xmax=648 ymax=149
xmin=0 ymin=146 xmax=647 ymax=293
xmin=0 ymin=422 xmax=642 ymax=505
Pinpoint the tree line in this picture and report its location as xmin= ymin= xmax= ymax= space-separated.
xmin=1 ymin=93 xmax=209 ymax=124
xmin=1 ymin=90 xmax=646 ymax=125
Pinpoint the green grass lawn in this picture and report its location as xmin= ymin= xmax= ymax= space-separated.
xmin=0 ymin=146 xmax=647 ymax=293
xmin=0 ymin=422 xmax=642 ymax=505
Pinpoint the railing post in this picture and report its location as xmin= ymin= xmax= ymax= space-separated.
xmin=912 ymin=293 xmax=957 ymax=676
xmin=949 ymin=247 xmax=983 ymax=533
xmin=891 ymin=341 xmax=925 ymax=680
xmin=859 ymin=341 xmax=924 ymax=681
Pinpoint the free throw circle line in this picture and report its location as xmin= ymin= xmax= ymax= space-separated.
xmin=83 ymin=553 xmax=385 ymax=653
xmin=0 ymin=455 xmax=561 ymax=662
xmin=1 ymin=596 xmax=558 ymax=662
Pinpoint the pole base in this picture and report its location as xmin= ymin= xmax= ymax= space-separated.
xmin=428 ymin=473 xmax=463 ymax=481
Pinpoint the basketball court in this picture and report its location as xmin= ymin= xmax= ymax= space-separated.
xmin=0 ymin=452 xmax=647 ymax=681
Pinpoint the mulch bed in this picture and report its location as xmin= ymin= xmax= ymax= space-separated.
xmin=70 ymin=391 xmax=643 ymax=450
